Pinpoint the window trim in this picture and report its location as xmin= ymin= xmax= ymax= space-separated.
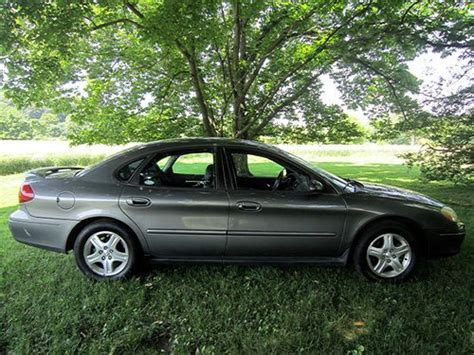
xmin=222 ymin=146 xmax=337 ymax=194
xmin=127 ymin=146 xmax=223 ymax=191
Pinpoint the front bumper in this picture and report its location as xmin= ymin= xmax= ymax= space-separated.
xmin=8 ymin=209 xmax=77 ymax=253
xmin=424 ymin=223 xmax=466 ymax=258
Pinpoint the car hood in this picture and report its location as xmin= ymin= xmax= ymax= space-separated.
xmin=357 ymin=183 xmax=444 ymax=208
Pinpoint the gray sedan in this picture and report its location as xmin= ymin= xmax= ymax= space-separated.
xmin=8 ymin=138 xmax=465 ymax=282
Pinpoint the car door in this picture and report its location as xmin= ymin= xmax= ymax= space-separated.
xmin=119 ymin=146 xmax=229 ymax=259
xmin=223 ymin=148 xmax=347 ymax=259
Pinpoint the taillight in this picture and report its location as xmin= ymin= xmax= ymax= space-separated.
xmin=19 ymin=183 xmax=35 ymax=203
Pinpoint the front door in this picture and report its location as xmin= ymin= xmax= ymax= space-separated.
xmin=224 ymin=149 xmax=346 ymax=259
xmin=119 ymin=147 xmax=229 ymax=259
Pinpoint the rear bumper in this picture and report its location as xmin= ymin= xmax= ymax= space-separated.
xmin=424 ymin=223 xmax=466 ymax=258
xmin=8 ymin=209 xmax=76 ymax=253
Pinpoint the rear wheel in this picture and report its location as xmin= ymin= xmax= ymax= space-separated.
xmin=73 ymin=220 xmax=140 ymax=280
xmin=353 ymin=221 xmax=417 ymax=282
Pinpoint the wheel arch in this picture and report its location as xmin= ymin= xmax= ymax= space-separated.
xmin=347 ymin=215 xmax=426 ymax=262
xmin=66 ymin=217 xmax=148 ymax=254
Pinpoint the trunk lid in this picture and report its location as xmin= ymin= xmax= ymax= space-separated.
xmin=24 ymin=166 xmax=83 ymax=182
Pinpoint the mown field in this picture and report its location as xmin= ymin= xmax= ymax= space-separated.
xmin=0 ymin=144 xmax=473 ymax=354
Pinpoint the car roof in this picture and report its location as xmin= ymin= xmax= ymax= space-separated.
xmin=134 ymin=137 xmax=270 ymax=150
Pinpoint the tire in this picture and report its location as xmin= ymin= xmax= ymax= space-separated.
xmin=353 ymin=221 xmax=418 ymax=282
xmin=73 ymin=220 xmax=140 ymax=280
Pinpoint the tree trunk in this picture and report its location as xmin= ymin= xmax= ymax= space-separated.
xmin=231 ymin=152 xmax=252 ymax=176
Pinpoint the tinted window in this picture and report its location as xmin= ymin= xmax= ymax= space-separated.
xmin=139 ymin=150 xmax=215 ymax=189
xmin=116 ymin=159 xmax=144 ymax=181
xmin=231 ymin=153 xmax=283 ymax=178
xmin=229 ymin=151 xmax=312 ymax=192
xmin=172 ymin=152 xmax=214 ymax=175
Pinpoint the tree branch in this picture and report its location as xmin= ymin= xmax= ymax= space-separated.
xmin=249 ymin=71 xmax=324 ymax=138
xmin=124 ymin=1 xmax=145 ymax=19
xmin=353 ymin=57 xmax=409 ymax=122
xmin=241 ymin=9 xmax=317 ymax=98
xmin=400 ymin=1 xmax=420 ymax=24
xmin=241 ymin=2 xmax=372 ymax=110
xmin=176 ymin=40 xmax=217 ymax=136
xmin=91 ymin=18 xmax=145 ymax=31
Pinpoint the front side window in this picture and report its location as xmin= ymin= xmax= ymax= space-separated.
xmin=229 ymin=151 xmax=312 ymax=192
xmin=139 ymin=150 xmax=215 ymax=189
xmin=232 ymin=153 xmax=283 ymax=178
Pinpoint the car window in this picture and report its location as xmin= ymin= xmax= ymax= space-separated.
xmin=229 ymin=151 xmax=312 ymax=192
xmin=172 ymin=152 xmax=214 ymax=175
xmin=231 ymin=153 xmax=283 ymax=178
xmin=139 ymin=150 xmax=215 ymax=189
xmin=116 ymin=159 xmax=144 ymax=182
xmin=157 ymin=156 xmax=171 ymax=170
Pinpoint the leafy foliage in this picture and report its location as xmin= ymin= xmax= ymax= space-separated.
xmin=0 ymin=94 xmax=66 ymax=140
xmin=265 ymin=103 xmax=367 ymax=144
xmin=403 ymin=113 xmax=473 ymax=183
xmin=372 ymin=50 xmax=473 ymax=183
xmin=0 ymin=0 xmax=471 ymax=144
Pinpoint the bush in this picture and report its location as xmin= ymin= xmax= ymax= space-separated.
xmin=0 ymin=154 xmax=105 ymax=175
xmin=402 ymin=114 xmax=473 ymax=183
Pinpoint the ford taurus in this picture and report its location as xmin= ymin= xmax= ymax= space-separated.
xmin=8 ymin=138 xmax=465 ymax=282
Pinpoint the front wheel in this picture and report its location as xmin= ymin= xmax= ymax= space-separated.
xmin=353 ymin=221 xmax=417 ymax=282
xmin=73 ymin=220 xmax=140 ymax=280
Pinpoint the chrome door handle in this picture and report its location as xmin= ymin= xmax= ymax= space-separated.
xmin=126 ymin=197 xmax=151 ymax=207
xmin=236 ymin=201 xmax=262 ymax=212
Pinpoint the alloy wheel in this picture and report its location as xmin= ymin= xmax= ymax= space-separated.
xmin=83 ymin=231 xmax=129 ymax=276
xmin=366 ymin=233 xmax=412 ymax=278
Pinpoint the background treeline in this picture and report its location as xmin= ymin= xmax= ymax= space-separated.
xmin=2 ymin=91 xmax=418 ymax=145
xmin=0 ymin=93 xmax=65 ymax=140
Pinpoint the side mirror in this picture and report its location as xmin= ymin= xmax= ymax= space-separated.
xmin=309 ymin=179 xmax=324 ymax=192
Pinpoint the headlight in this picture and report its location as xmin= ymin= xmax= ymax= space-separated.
xmin=441 ymin=206 xmax=458 ymax=222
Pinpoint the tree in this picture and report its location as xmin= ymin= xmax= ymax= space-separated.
xmin=0 ymin=102 xmax=34 ymax=140
xmin=397 ymin=85 xmax=472 ymax=182
xmin=0 ymin=92 xmax=66 ymax=140
xmin=403 ymin=113 xmax=473 ymax=183
xmin=0 ymin=0 xmax=471 ymax=144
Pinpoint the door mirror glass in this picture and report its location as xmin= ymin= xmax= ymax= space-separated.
xmin=310 ymin=179 xmax=324 ymax=192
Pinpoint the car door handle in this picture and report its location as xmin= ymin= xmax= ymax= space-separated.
xmin=236 ymin=201 xmax=262 ymax=212
xmin=126 ymin=197 xmax=151 ymax=207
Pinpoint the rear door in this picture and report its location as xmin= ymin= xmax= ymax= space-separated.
xmin=223 ymin=148 xmax=347 ymax=259
xmin=119 ymin=146 xmax=229 ymax=259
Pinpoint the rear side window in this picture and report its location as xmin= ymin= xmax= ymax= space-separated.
xmin=116 ymin=159 xmax=144 ymax=182
xmin=172 ymin=152 xmax=214 ymax=175
xmin=139 ymin=150 xmax=215 ymax=189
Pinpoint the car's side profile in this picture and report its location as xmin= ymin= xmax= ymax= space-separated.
xmin=8 ymin=138 xmax=465 ymax=282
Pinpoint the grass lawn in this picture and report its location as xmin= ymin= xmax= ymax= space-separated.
xmin=1 ymin=160 xmax=473 ymax=354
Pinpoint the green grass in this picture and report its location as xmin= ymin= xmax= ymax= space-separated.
xmin=1 ymin=162 xmax=473 ymax=354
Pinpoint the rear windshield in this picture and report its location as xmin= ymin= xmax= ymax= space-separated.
xmin=76 ymin=145 xmax=145 ymax=177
